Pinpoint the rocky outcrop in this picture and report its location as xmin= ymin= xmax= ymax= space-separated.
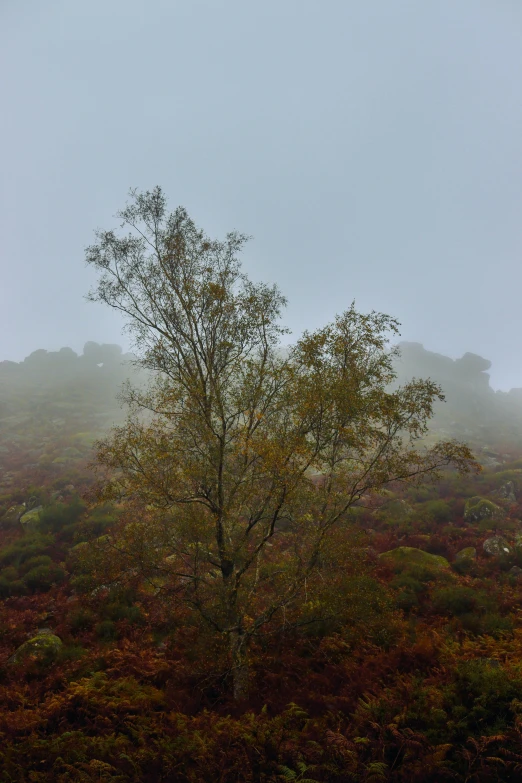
xmin=1 ymin=504 xmax=25 ymax=528
xmin=464 ymin=497 xmax=503 ymax=523
xmin=495 ymin=481 xmax=518 ymax=503
xmin=8 ymin=629 xmax=62 ymax=664
xmin=379 ymin=547 xmax=450 ymax=571
xmin=19 ymin=506 xmax=43 ymax=531
xmin=483 ymin=536 xmax=511 ymax=556
xmin=455 ymin=547 xmax=477 ymax=562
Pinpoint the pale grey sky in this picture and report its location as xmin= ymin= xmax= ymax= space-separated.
xmin=1 ymin=0 xmax=521 ymax=388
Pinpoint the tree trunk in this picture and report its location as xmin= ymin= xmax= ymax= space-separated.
xmin=229 ymin=629 xmax=249 ymax=701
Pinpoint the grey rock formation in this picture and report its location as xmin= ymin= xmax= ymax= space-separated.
xmin=483 ymin=536 xmax=511 ymax=556
xmin=464 ymin=497 xmax=503 ymax=523
xmin=496 ymin=481 xmax=518 ymax=503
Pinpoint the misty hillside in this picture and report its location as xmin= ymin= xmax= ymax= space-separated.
xmin=0 ymin=343 xmax=147 ymax=494
xmin=394 ymin=342 xmax=522 ymax=455
xmin=2 ymin=340 xmax=522 ymax=497
xmin=4 ymin=337 xmax=522 ymax=781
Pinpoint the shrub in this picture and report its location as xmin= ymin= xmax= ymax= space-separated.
xmin=459 ymin=612 xmax=514 ymax=637
xmin=0 ymin=577 xmax=11 ymax=597
xmin=38 ymin=497 xmax=86 ymax=534
xmin=103 ymin=602 xmax=144 ymax=625
xmin=22 ymin=563 xmax=66 ymax=592
xmin=8 ymin=580 xmax=28 ymax=596
xmin=450 ymin=659 xmax=522 ymax=733
xmin=0 ymin=566 xmax=20 ymax=597
xmin=0 ymin=534 xmax=54 ymax=568
xmin=396 ymin=590 xmax=419 ymax=612
xmin=68 ymin=608 xmax=96 ymax=633
xmin=96 ymin=620 xmax=118 ymax=640
xmin=0 ymin=566 xmax=19 ymax=581
xmin=422 ymin=500 xmax=452 ymax=523
xmin=406 ymin=485 xmax=439 ymax=503
xmin=56 ymin=644 xmax=88 ymax=662
xmin=391 ymin=574 xmax=425 ymax=594
xmin=19 ymin=555 xmax=52 ymax=575
xmin=70 ymin=574 xmax=96 ymax=594
xmin=433 ymin=586 xmax=479 ymax=616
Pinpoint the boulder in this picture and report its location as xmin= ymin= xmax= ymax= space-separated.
xmin=496 ymin=481 xmax=518 ymax=503
xmin=455 ymin=547 xmax=477 ymax=562
xmin=8 ymin=629 xmax=62 ymax=664
xmin=509 ymin=566 xmax=522 ymax=579
xmin=19 ymin=506 xmax=43 ymax=531
xmin=464 ymin=497 xmax=503 ymax=523
xmin=379 ymin=547 xmax=450 ymax=571
xmin=483 ymin=536 xmax=511 ymax=556
xmin=1 ymin=504 xmax=26 ymax=527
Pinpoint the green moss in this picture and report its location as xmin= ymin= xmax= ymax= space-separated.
xmin=19 ymin=507 xmax=43 ymax=531
xmin=464 ymin=497 xmax=502 ymax=522
xmin=455 ymin=547 xmax=476 ymax=561
xmin=8 ymin=631 xmax=63 ymax=664
xmin=379 ymin=547 xmax=450 ymax=571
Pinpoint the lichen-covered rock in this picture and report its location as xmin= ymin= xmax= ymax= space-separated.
xmin=8 ymin=629 xmax=62 ymax=664
xmin=19 ymin=506 xmax=43 ymax=531
xmin=379 ymin=547 xmax=450 ymax=570
xmin=509 ymin=566 xmax=522 ymax=579
xmin=483 ymin=536 xmax=511 ymax=556
xmin=455 ymin=547 xmax=477 ymax=562
xmin=1 ymin=504 xmax=26 ymax=527
xmin=496 ymin=481 xmax=518 ymax=503
xmin=464 ymin=497 xmax=503 ymax=523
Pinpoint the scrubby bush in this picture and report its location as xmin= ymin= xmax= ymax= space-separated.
xmin=433 ymin=586 xmax=479 ymax=616
xmin=395 ymin=589 xmax=419 ymax=612
xmin=406 ymin=485 xmax=440 ymax=503
xmin=68 ymin=608 xmax=96 ymax=632
xmin=450 ymin=659 xmax=522 ymax=733
xmin=70 ymin=574 xmax=96 ymax=594
xmin=102 ymin=601 xmax=144 ymax=625
xmin=38 ymin=496 xmax=86 ymax=534
xmin=422 ymin=499 xmax=452 ymax=523
xmin=0 ymin=533 xmax=54 ymax=568
xmin=7 ymin=579 xmax=28 ymax=596
xmin=73 ymin=505 xmax=117 ymax=543
xmin=0 ymin=566 xmax=19 ymax=582
xmin=56 ymin=644 xmax=88 ymax=662
xmin=22 ymin=563 xmax=66 ymax=592
xmin=459 ymin=611 xmax=514 ymax=637
xmin=19 ymin=555 xmax=52 ymax=575
xmin=96 ymin=620 xmax=118 ymax=640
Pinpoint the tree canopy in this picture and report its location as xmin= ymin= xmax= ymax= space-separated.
xmin=85 ymin=187 xmax=478 ymax=698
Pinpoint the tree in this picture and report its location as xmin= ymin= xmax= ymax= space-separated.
xmin=85 ymin=186 xmax=478 ymax=699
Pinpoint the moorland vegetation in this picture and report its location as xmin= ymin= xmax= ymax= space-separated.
xmin=3 ymin=190 xmax=522 ymax=780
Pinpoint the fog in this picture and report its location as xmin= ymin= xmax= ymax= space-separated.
xmin=1 ymin=1 xmax=521 ymax=389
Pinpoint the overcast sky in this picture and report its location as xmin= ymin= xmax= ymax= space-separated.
xmin=1 ymin=0 xmax=521 ymax=389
